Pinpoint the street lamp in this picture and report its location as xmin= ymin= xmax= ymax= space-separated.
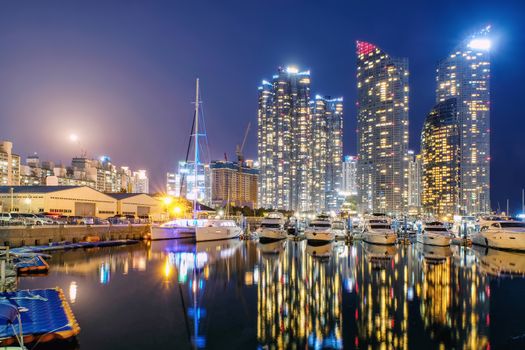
xmin=24 ymin=198 xmax=32 ymax=213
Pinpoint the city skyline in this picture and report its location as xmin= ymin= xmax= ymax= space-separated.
xmin=0 ymin=1 xmax=524 ymax=212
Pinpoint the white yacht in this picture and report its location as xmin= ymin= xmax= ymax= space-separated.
xmin=195 ymin=220 xmax=243 ymax=242
xmin=150 ymin=219 xmax=198 ymax=240
xmin=151 ymin=219 xmax=242 ymax=242
xmin=471 ymin=216 xmax=525 ymax=251
xmin=417 ymin=221 xmax=452 ymax=246
xmin=257 ymin=212 xmax=287 ymax=242
xmin=331 ymin=220 xmax=348 ymax=240
xmin=304 ymin=214 xmax=335 ymax=244
xmin=360 ymin=214 xmax=397 ymax=245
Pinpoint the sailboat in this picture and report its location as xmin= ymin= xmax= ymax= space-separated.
xmin=151 ymin=79 xmax=242 ymax=242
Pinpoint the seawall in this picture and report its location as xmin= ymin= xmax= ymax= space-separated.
xmin=0 ymin=224 xmax=150 ymax=247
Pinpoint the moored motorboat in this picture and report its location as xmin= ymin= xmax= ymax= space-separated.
xmin=331 ymin=220 xmax=348 ymax=240
xmin=305 ymin=214 xmax=335 ymax=244
xmin=150 ymin=219 xmax=198 ymax=240
xmin=471 ymin=216 xmax=525 ymax=251
xmin=360 ymin=214 xmax=397 ymax=245
xmin=195 ymin=220 xmax=243 ymax=242
xmin=417 ymin=221 xmax=452 ymax=246
xmin=257 ymin=212 xmax=287 ymax=242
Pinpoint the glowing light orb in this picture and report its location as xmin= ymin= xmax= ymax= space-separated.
xmin=468 ymin=38 xmax=491 ymax=50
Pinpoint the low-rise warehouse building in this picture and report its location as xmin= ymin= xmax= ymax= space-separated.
xmin=107 ymin=193 xmax=162 ymax=218
xmin=0 ymin=186 xmax=163 ymax=219
xmin=0 ymin=186 xmax=117 ymax=218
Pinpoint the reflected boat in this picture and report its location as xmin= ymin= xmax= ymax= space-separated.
xmin=473 ymin=245 xmax=525 ymax=277
xmin=362 ymin=241 xmax=396 ymax=268
xmin=306 ymin=241 xmax=334 ymax=259
xmin=258 ymin=240 xmax=286 ymax=255
xmin=417 ymin=243 xmax=453 ymax=263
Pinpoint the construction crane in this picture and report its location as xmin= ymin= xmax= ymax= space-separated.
xmin=236 ymin=122 xmax=251 ymax=164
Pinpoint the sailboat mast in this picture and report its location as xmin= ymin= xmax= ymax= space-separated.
xmin=193 ymin=78 xmax=200 ymax=219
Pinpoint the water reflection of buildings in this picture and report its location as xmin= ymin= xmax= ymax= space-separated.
xmin=39 ymin=237 xmax=511 ymax=349
xmin=354 ymin=243 xmax=411 ymax=349
xmin=257 ymin=241 xmax=344 ymax=349
xmin=414 ymin=244 xmax=489 ymax=349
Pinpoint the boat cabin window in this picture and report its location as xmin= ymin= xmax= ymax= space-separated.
xmin=369 ymin=220 xmax=388 ymax=224
xmin=425 ymin=227 xmax=448 ymax=232
xmin=261 ymin=223 xmax=282 ymax=229
xmin=499 ymin=222 xmax=525 ymax=228
xmin=370 ymin=224 xmax=391 ymax=229
xmin=491 ymin=223 xmax=501 ymax=228
xmin=311 ymin=222 xmax=331 ymax=228
xmin=480 ymin=226 xmax=489 ymax=232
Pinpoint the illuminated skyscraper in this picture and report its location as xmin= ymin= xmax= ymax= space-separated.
xmin=407 ymin=151 xmax=423 ymax=213
xmin=421 ymin=98 xmax=460 ymax=217
xmin=341 ymin=155 xmax=358 ymax=196
xmin=257 ymin=66 xmax=312 ymax=211
xmin=436 ymin=26 xmax=491 ymax=214
xmin=311 ymin=95 xmax=344 ymax=212
xmin=355 ymin=41 xmax=409 ymax=214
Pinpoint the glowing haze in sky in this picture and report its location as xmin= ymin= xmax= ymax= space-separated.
xmin=0 ymin=0 xmax=524 ymax=212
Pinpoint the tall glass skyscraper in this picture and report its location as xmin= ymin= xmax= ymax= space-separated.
xmin=436 ymin=26 xmax=491 ymax=214
xmin=257 ymin=67 xmax=312 ymax=211
xmin=356 ymin=41 xmax=409 ymax=215
xmin=311 ymin=95 xmax=344 ymax=212
xmin=421 ymin=98 xmax=461 ymax=217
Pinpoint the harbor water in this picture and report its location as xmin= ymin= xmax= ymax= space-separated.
xmin=18 ymin=239 xmax=525 ymax=349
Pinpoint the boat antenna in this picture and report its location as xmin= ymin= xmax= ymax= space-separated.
xmin=193 ymin=78 xmax=200 ymax=219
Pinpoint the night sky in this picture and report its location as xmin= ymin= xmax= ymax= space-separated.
xmin=0 ymin=0 xmax=524 ymax=213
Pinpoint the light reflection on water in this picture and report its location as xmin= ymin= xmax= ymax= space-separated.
xmin=18 ymin=239 xmax=525 ymax=349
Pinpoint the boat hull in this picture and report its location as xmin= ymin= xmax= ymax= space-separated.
xmin=304 ymin=230 xmax=335 ymax=244
xmin=196 ymin=226 xmax=242 ymax=242
xmin=363 ymin=232 xmax=397 ymax=245
xmin=150 ymin=226 xmax=195 ymax=240
xmin=258 ymin=229 xmax=287 ymax=242
xmin=417 ymin=233 xmax=451 ymax=247
xmin=332 ymin=229 xmax=348 ymax=240
xmin=471 ymin=232 xmax=525 ymax=251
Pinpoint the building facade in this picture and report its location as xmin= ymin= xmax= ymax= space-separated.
xmin=171 ymin=161 xmax=211 ymax=205
xmin=210 ymin=161 xmax=258 ymax=208
xmin=14 ymin=151 xmax=149 ymax=194
xmin=341 ymin=155 xmax=358 ymax=196
xmin=356 ymin=41 xmax=410 ymax=215
xmin=421 ymin=98 xmax=461 ymax=217
xmin=0 ymin=186 xmax=162 ymax=218
xmin=407 ymin=151 xmax=423 ymax=214
xmin=311 ymin=95 xmax=344 ymax=212
xmin=435 ymin=26 xmax=491 ymax=214
xmin=257 ymin=67 xmax=313 ymax=211
xmin=0 ymin=141 xmax=21 ymax=186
